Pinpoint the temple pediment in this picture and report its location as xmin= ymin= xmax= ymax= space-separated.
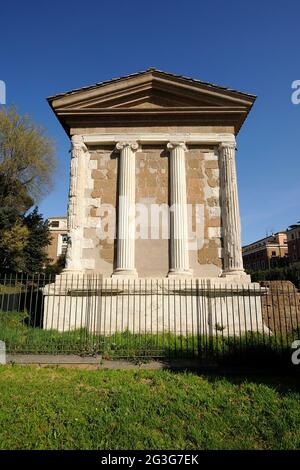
xmin=48 ymin=68 xmax=256 ymax=134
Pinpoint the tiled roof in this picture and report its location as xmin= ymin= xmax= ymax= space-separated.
xmin=47 ymin=67 xmax=256 ymax=101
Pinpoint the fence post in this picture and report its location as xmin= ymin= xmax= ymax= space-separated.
xmin=0 ymin=341 xmax=6 ymax=365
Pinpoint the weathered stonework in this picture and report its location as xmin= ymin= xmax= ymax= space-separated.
xmin=43 ymin=278 xmax=266 ymax=335
xmin=135 ymin=147 xmax=169 ymax=277
xmin=44 ymin=68 xmax=259 ymax=335
xmin=261 ymin=281 xmax=300 ymax=333
xmin=75 ymin=143 xmax=223 ymax=277
xmin=63 ymin=136 xmax=242 ymax=279
xmin=185 ymin=147 xmax=222 ymax=276
xmin=80 ymin=146 xmax=117 ymax=276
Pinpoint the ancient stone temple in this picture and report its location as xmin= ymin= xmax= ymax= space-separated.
xmin=44 ymin=68 xmax=265 ymax=334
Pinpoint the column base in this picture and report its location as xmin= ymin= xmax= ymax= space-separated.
xmin=61 ymin=269 xmax=85 ymax=276
xmin=221 ymin=269 xmax=250 ymax=282
xmin=112 ymin=268 xmax=138 ymax=279
xmin=167 ymin=268 xmax=193 ymax=278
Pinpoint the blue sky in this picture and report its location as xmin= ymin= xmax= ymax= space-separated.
xmin=1 ymin=0 xmax=299 ymax=245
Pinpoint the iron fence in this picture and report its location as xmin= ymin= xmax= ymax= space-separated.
xmin=0 ymin=273 xmax=299 ymax=364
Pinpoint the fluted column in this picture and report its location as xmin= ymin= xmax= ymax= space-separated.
xmin=65 ymin=135 xmax=88 ymax=272
xmin=219 ymin=142 xmax=245 ymax=277
xmin=112 ymin=142 xmax=138 ymax=277
xmin=167 ymin=141 xmax=192 ymax=277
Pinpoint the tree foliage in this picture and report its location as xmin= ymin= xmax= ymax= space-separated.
xmin=247 ymin=263 xmax=300 ymax=288
xmin=0 ymin=106 xmax=55 ymax=211
xmin=0 ymin=206 xmax=51 ymax=273
xmin=23 ymin=207 xmax=52 ymax=272
xmin=44 ymin=254 xmax=66 ymax=277
xmin=0 ymin=107 xmax=56 ymax=273
xmin=0 ymin=219 xmax=29 ymax=271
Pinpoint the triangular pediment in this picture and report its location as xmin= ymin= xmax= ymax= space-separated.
xmin=48 ymin=68 xmax=256 ymax=134
xmin=81 ymin=88 xmax=226 ymax=109
xmin=49 ymin=69 xmax=255 ymax=110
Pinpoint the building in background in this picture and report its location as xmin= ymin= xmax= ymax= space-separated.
xmin=46 ymin=217 xmax=68 ymax=264
xmin=287 ymin=222 xmax=300 ymax=264
xmin=242 ymin=232 xmax=288 ymax=271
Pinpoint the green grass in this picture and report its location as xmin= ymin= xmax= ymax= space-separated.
xmin=1 ymin=310 xmax=298 ymax=365
xmin=0 ymin=366 xmax=299 ymax=449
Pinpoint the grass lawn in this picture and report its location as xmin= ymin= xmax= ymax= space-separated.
xmin=0 ymin=366 xmax=299 ymax=450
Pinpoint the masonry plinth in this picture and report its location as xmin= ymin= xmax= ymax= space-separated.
xmin=43 ymin=277 xmax=266 ymax=335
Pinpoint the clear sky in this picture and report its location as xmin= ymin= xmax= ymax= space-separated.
xmin=1 ymin=0 xmax=299 ymax=245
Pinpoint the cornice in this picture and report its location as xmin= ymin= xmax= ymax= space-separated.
xmin=82 ymin=132 xmax=236 ymax=146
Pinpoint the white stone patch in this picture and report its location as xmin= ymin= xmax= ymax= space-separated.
xmin=87 ymin=197 xmax=101 ymax=208
xmin=81 ymin=259 xmax=96 ymax=270
xmin=82 ymin=238 xmax=95 ymax=249
xmin=211 ymin=169 xmax=219 ymax=179
xmin=204 ymin=152 xmax=218 ymax=161
xmin=86 ymin=159 xmax=95 ymax=190
xmin=98 ymin=157 xmax=107 ymax=168
xmin=208 ymin=227 xmax=222 ymax=238
xmin=204 ymin=186 xmax=220 ymax=200
xmin=87 ymin=217 xmax=102 ymax=228
xmin=88 ymin=160 xmax=98 ymax=169
xmin=208 ymin=206 xmax=221 ymax=218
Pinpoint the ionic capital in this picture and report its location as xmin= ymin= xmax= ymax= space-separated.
xmin=116 ymin=141 xmax=139 ymax=152
xmin=167 ymin=141 xmax=187 ymax=152
xmin=219 ymin=141 xmax=236 ymax=151
xmin=71 ymin=134 xmax=88 ymax=153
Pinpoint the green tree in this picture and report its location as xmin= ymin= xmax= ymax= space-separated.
xmin=0 ymin=107 xmax=56 ymax=272
xmin=0 ymin=218 xmax=29 ymax=271
xmin=23 ymin=207 xmax=52 ymax=273
xmin=0 ymin=174 xmax=34 ymax=215
xmin=44 ymin=254 xmax=66 ymax=277
xmin=0 ymin=106 xmax=55 ymax=212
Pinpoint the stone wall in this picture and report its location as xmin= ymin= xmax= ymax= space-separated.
xmin=261 ymin=281 xmax=300 ymax=332
xmin=82 ymin=145 xmax=117 ymax=276
xmin=135 ymin=145 xmax=169 ymax=277
xmin=186 ymin=146 xmax=222 ymax=277
xmin=78 ymin=142 xmax=223 ymax=278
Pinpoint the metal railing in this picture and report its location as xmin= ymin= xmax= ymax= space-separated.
xmin=0 ymin=273 xmax=299 ymax=364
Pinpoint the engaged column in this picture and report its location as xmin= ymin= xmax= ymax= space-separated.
xmin=167 ymin=141 xmax=192 ymax=277
xmin=219 ymin=142 xmax=246 ymax=278
xmin=112 ymin=141 xmax=138 ymax=278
